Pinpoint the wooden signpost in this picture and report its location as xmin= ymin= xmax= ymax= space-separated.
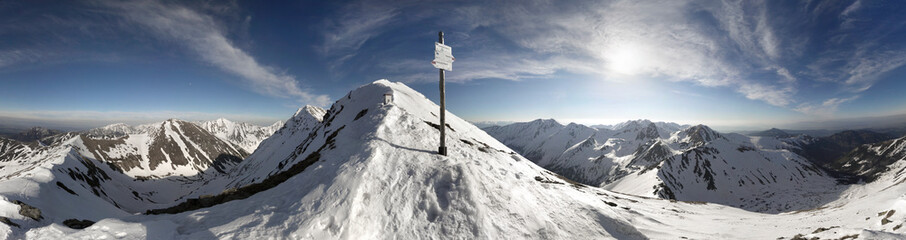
xmin=432 ymin=31 xmax=454 ymax=156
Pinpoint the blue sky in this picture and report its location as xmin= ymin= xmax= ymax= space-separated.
xmin=1 ymin=0 xmax=905 ymax=131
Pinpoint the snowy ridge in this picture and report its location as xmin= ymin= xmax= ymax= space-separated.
xmin=486 ymin=119 xmax=839 ymax=212
xmin=191 ymin=105 xmax=327 ymax=191
xmin=0 ymin=118 xmax=257 ymax=232
xmin=830 ymin=135 xmax=906 ymax=182
xmin=0 ymin=137 xmax=36 ymax=163
xmin=195 ymin=118 xmax=283 ymax=153
xmin=15 ymin=80 xmax=657 ymax=239
xmin=79 ymin=119 xmax=249 ymax=178
xmin=85 ymin=122 xmax=160 ymax=139
xmin=4 ymin=80 xmax=906 ymax=239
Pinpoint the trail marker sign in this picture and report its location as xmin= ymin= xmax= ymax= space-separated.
xmin=436 ymin=31 xmax=449 ymax=156
xmin=432 ymin=42 xmax=454 ymax=71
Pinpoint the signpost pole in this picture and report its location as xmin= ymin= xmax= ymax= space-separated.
xmin=438 ymin=31 xmax=447 ymax=156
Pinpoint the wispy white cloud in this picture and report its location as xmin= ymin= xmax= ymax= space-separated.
xmin=840 ymin=0 xmax=862 ymax=28
xmin=841 ymin=0 xmax=862 ymax=16
xmin=319 ymin=6 xmax=398 ymax=56
xmin=317 ymin=1 xmax=400 ymax=74
xmin=445 ymin=0 xmax=800 ymax=107
xmin=320 ymin=0 xmax=903 ymax=117
xmin=103 ymin=0 xmax=330 ymax=106
xmin=0 ymin=49 xmax=50 ymax=68
xmin=670 ymin=90 xmax=705 ymax=98
xmin=804 ymin=0 xmax=906 ymax=94
xmin=794 ymin=95 xmax=860 ymax=116
xmin=842 ymin=50 xmax=906 ymax=92
xmin=737 ymin=83 xmax=795 ymax=107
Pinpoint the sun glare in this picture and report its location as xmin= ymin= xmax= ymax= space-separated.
xmin=606 ymin=45 xmax=643 ymax=75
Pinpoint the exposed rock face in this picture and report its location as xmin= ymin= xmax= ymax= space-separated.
xmin=486 ymin=119 xmax=836 ymax=213
xmin=0 ymin=217 xmax=18 ymax=228
xmin=0 ymin=137 xmax=35 ymax=162
xmin=682 ymin=124 xmax=721 ymax=147
xmin=79 ymin=119 xmax=249 ymax=178
xmin=636 ymin=122 xmax=660 ymax=140
xmin=63 ymin=219 xmax=95 ymax=229
xmin=826 ymin=136 xmax=906 ymax=182
xmin=630 ymin=140 xmax=672 ymax=169
xmin=798 ymin=130 xmax=897 ymax=167
xmin=13 ymin=200 xmax=42 ymax=221
xmin=147 ymin=119 xmax=248 ymax=173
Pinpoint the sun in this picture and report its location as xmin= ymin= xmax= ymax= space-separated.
xmin=606 ymin=45 xmax=643 ymax=75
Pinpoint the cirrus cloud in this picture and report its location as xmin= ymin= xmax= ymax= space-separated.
xmin=320 ymin=0 xmax=906 ymax=116
xmin=102 ymin=0 xmax=331 ymax=106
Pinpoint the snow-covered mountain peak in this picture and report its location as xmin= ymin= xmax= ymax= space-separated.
xmin=284 ymin=105 xmax=326 ymax=131
xmin=613 ymin=119 xmax=653 ymax=130
xmin=636 ymin=121 xmax=660 ymax=140
xmin=90 ymin=123 xmax=130 ymax=133
xmin=100 ymin=123 xmax=130 ymax=129
xmin=564 ymin=122 xmax=583 ymax=128
xmin=86 ymin=122 xmax=154 ymax=138
xmin=6 ymin=80 xmax=906 ymax=239
xmin=196 ymin=118 xmax=234 ymax=132
xmin=206 ymin=117 xmax=234 ymax=127
xmin=678 ymin=124 xmax=722 ymax=146
xmin=531 ymin=118 xmax=561 ymax=125
xmin=487 ymin=118 xmax=839 ymax=212
xmin=195 ymin=118 xmax=283 ymax=153
xmin=607 ymin=120 xmax=662 ymax=141
xmin=165 ymin=79 xmax=649 ymax=238
xmin=609 ymin=120 xmax=687 ymax=139
xmin=295 ymin=105 xmax=328 ymax=121
xmin=161 ymin=118 xmax=183 ymax=125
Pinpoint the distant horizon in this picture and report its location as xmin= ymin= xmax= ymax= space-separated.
xmin=3 ymin=105 xmax=904 ymax=134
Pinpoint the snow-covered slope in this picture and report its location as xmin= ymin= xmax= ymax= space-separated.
xmin=187 ymin=105 xmax=327 ymax=192
xmin=0 ymin=137 xmax=37 ymax=162
xmin=195 ymin=118 xmax=283 ymax=153
xmin=0 ymin=118 xmax=257 ymax=232
xmin=828 ymin=135 xmax=906 ymax=182
xmin=80 ymin=119 xmax=250 ymax=178
xmin=4 ymin=80 xmax=656 ymax=239
xmin=484 ymin=119 xmax=683 ymax=184
xmin=485 ymin=120 xmax=839 ymax=212
xmin=606 ymin=126 xmax=840 ymax=213
xmin=5 ymin=80 xmax=906 ymax=239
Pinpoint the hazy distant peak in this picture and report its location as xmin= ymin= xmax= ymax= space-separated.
xmin=102 ymin=123 xmax=130 ymax=128
xmin=751 ymin=128 xmax=793 ymax=138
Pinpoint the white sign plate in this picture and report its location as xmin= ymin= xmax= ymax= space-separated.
xmin=432 ymin=42 xmax=454 ymax=71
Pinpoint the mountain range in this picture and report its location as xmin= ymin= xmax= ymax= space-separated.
xmin=0 ymin=127 xmax=63 ymax=144
xmin=483 ymin=119 xmax=844 ymax=213
xmin=0 ymin=80 xmax=905 ymax=239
